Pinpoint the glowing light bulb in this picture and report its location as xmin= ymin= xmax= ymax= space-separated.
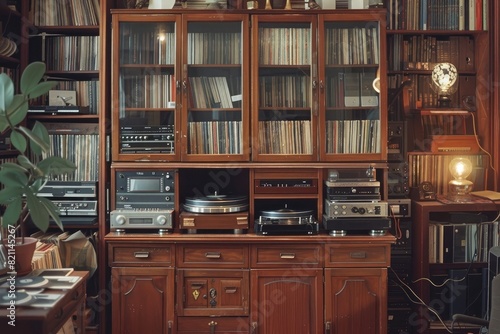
xmin=430 ymin=62 xmax=458 ymax=107
xmin=447 ymin=157 xmax=474 ymax=202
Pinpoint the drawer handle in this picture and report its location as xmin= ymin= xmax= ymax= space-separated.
xmin=190 ymin=283 xmax=204 ymax=289
xmin=251 ymin=322 xmax=258 ymax=334
xmin=280 ymin=253 xmax=296 ymax=259
xmin=205 ymin=252 xmax=221 ymax=259
xmin=350 ymin=251 xmax=366 ymax=259
xmin=225 ymin=287 xmax=237 ymax=294
xmin=209 ymin=320 xmax=217 ymax=334
xmin=134 ymin=251 xmax=150 ymax=258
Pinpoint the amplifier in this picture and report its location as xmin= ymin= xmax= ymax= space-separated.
xmin=53 ymin=200 xmax=97 ymax=216
xmin=110 ymin=209 xmax=173 ymax=233
xmin=325 ymin=200 xmax=388 ymax=218
xmin=120 ymin=125 xmax=175 ymax=153
xmin=38 ymin=181 xmax=97 ymax=198
xmin=324 ymin=181 xmax=381 ymax=201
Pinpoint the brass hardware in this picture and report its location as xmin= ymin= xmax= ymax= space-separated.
xmin=192 ymin=289 xmax=200 ymax=300
xmin=225 ymin=287 xmax=237 ymax=293
xmin=133 ymin=251 xmax=150 ymax=258
xmin=350 ymin=251 xmax=367 ymax=259
xmin=205 ymin=252 xmax=221 ymax=259
xmin=280 ymin=253 xmax=296 ymax=259
xmin=237 ymin=216 xmax=248 ymax=225
xmin=183 ymin=217 xmax=195 ymax=227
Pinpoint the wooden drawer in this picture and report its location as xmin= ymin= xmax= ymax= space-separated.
xmin=177 ymin=244 xmax=248 ymax=268
xmin=251 ymin=244 xmax=322 ymax=268
xmin=108 ymin=243 xmax=174 ymax=267
xmin=177 ymin=316 xmax=249 ymax=333
xmin=325 ymin=243 xmax=390 ymax=268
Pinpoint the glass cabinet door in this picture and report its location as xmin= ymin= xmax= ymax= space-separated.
xmin=181 ymin=14 xmax=249 ymax=162
xmin=319 ymin=13 xmax=387 ymax=162
xmin=112 ymin=14 xmax=180 ymax=161
xmin=251 ymin=15 xmax=317 ymax=162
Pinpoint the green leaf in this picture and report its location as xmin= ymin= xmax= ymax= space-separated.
xmin=2 ymin=198 xmax=22 ymax=227
xmin=26 ymin=191 xmax=49 ymax=232
xmin=5 ymin=95 xmax=28 ymax=126
xmin=37 ymin=156 xmax=76 ymax=176
xmin=10 ymin=129 xmax=27 ymax=153
xmin=20 ymin=62 xmax=46 ymax=95
xmin=19 ymin=124 xmax=50 ymax=154
xmin=0 ymin=73 xmax=14 ymax=114
xmin=0 ymin=161 xmax=28 ymax=173
xmin=0 ymin=114 xmax=8 ymax=132
xmin=0 ymin=187 xmax=24 ymax=205
xmin=29 ymin=81 xmax=57 ymax=99
xmin=0 ymin=168 xmax=29 ymax=187
xmin=40 ymin=197 xmax=64 ymax=231
xmin=17 ymin=155 xmax=37 ymax=171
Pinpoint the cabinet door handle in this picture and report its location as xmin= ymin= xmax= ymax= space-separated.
xmin=134 ymin=251 xmax=150 ymax=258
xmin=325 ymin=321 xmax=331 ymax=334
xmin=224 ymin=287 xmax=237 ymax=294
xmin=168 ymin=320 xmax=173 ymax=334
xmin=280 ymin=253 xmax=296 ymax=259
xmin=350 ymin=251 xmax=366 ymax=259
xmin=251 ymin=322 xmax=258 ymax=334
xmin=205 ymin=252 xmax=221 ymax=259
xmin=208 ymin=320 xmax=217 ymax=334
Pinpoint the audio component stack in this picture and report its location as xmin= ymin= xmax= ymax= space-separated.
xmin=110 ymin=170 xmax=175 ymax=234
xmin=322 ymin=167 xmax=390 ymax=236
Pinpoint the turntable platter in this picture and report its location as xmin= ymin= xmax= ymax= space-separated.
xmin=183 ymin=194 xmax=248 ymax=213
xmin=260 ymin=208 xmax=314 ymax=219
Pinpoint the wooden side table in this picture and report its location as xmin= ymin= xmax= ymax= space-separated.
xmin=0 ymin=271 xmax=88 ymax=334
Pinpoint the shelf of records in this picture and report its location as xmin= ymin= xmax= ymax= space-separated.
xmin=324 ymin=25 xmax=380 ymax=66
xmin=42 ymin=35 xmax=100 ymax=72
xmin=428 ymin=220 xmax=500 ymax=264
xmin=258 ymin=26 xmax=312 ymax=66
xmin=42 ymin=122 xmax=100 ymax=182
xmin=29 ymin=0 xmax=100 ymax=27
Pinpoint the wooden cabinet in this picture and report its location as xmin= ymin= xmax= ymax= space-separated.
xmin=411 ymin=200 xmax=500 ymax=333
xmin=107 ymin=234 xmax=394 ymax=334
xmin=324 ymin=241 xmax=390 ymax=334
xmin=111 ymin=267 xmax=175 ymax=334
xmin=109 ymin=242 xmax=176 ymax=334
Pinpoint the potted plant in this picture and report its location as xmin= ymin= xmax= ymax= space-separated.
xmin=0 ymin=62 xmax=76 ymax=275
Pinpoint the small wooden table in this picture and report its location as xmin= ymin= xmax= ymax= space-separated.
xmin=0 ymin=271 xmax=87 ymax=334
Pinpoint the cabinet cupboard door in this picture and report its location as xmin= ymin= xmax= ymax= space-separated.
xmin=181 ymin=14 xmax=250 ymax=162
xmin=318 ymin=12 xmax=387 ymax=162
xmin=112 ymin=14 xmax=181 ymax=162
xmin=111 ymin=267 xmax=175 ymax=334
xmin=325 ymin=268 xmax=387 ymax=334
xmin=251 ymin=15 xmax=318 ymax=162
xmin=250 ymin=269 xmax=323 ymax=334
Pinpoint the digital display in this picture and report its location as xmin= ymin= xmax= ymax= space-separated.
xmin=129 ymin=178 xmax=161 ymax=192
xmin=129 ymin=218 xmax=153 ymax=224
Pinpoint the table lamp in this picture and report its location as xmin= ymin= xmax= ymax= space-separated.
xmin=431 ymin=62 xmax=458 ymax=108
xmin=447 ymin=157 xmax=474 ymax=202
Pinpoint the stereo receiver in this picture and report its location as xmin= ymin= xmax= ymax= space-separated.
xmin=53 ymin=200 xmax=97 ymax=216
xmin=115 ymin=170 xmax=175 ymax=209
xmin=120 ymin=125 xmax=174 ymax=153
xmin=324 ymin=181 xmax=381 ymax=201
xmin=110 ymin=209 xmax=173 ymax=234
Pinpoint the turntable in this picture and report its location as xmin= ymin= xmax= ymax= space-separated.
xmin=179 ymin=192 xmax=249 ymax=233
xmin=255 ymin=207 xmax=319 ymax=235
